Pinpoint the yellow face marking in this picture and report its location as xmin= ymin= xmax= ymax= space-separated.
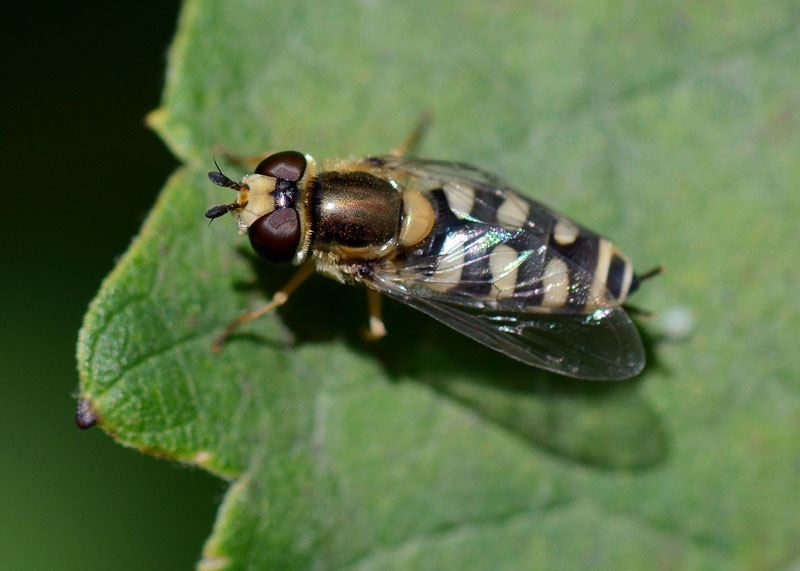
xmin=542 ymin=257 xmax=569 ymax=307
xmin=496 ymin=193 xmax=530 ymax=230
xmin=443 ymin=181 xmax=475 ymax=219
xmin=553 ymin=217 xmax=579 ymax=245
xmin=489 ymin=244 xmax=522 ymax=301
xmin=235 ymin=174 xmax=277 ymax=231
xmin=426 ymin=232 xmax=468 ymax=293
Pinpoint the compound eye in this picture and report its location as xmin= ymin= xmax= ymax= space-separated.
xmin=255 ymin=151 xmax=307 ymax=182
xmin=248 ymin=208 xmax=301 ymax=264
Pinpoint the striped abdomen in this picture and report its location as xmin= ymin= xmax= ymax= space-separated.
xmin=399 ymin=182 xmax=636 ymax=313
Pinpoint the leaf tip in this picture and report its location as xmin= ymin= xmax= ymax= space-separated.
xmin=74 ymin=397 xmax=99 ymax=430
xmin=145 ymin=107 xmax=168 ymax=131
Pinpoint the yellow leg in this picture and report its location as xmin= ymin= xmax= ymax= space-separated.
xmin=364 ymin=288 xmax=387 ymax=341
xmin=390 ymin=110 xmax=433 ymax=157
xmin=211 ymin=263 xmax=315 ymax=352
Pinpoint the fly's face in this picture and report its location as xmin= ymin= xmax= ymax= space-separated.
xmin=206 ymin=151 xmax=317 ymax=265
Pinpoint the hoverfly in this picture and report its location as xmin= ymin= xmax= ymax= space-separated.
xmin=206 ymin=128 xmax=658 ymax=380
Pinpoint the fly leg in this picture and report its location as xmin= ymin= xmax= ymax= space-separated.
xmin=390 ymin=110 xmax=433 ymax=157
xmin=211 ymin=262 xmax=315 ymax=352
xmin=628 ymin=264 xmax=665 ymax=295
xmin=363 ymin=288 xmax=387 ymax=341
xmin=624 ymin=265 xmax=665 ymax=318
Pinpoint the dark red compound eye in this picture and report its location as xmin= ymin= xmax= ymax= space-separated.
xmin=248 ymin=208 xmax=301 ymax=264
xmin=255 ymin=151 xmax=307 ymax=182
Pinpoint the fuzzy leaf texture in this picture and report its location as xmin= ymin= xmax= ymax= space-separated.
xmin=77 ymin=1 xmax=800 ymax=569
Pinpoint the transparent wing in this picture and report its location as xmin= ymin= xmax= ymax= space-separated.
xmin=368 ymin=269 xmax=644 ymax=380
xmin=373 ymin=156 xmax=512 ymax=187
xmin=373 ymin=155 xmax=561 ymax=234
xmin=365 ymin=156 xmax=645 ymax=380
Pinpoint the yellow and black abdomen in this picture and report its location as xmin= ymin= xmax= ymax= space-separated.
xmin=394 ymin=182 xmax=637 ymax=314
xmin=544 ymin=223 xmax=635 ymax=309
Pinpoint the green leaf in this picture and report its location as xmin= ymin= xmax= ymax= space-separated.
xmin=78 ymin=1 xmax=800 ymax=568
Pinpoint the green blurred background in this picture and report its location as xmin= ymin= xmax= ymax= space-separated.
xmin=1 ymin=3 xmax=223 ymax=569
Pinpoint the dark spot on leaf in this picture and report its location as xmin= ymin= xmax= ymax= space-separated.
xmin=75 ymin=398 xmax=98 ymax=429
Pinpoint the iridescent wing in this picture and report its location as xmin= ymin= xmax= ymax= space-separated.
xmin=363 ymin=156 xmax=645 ymax=380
